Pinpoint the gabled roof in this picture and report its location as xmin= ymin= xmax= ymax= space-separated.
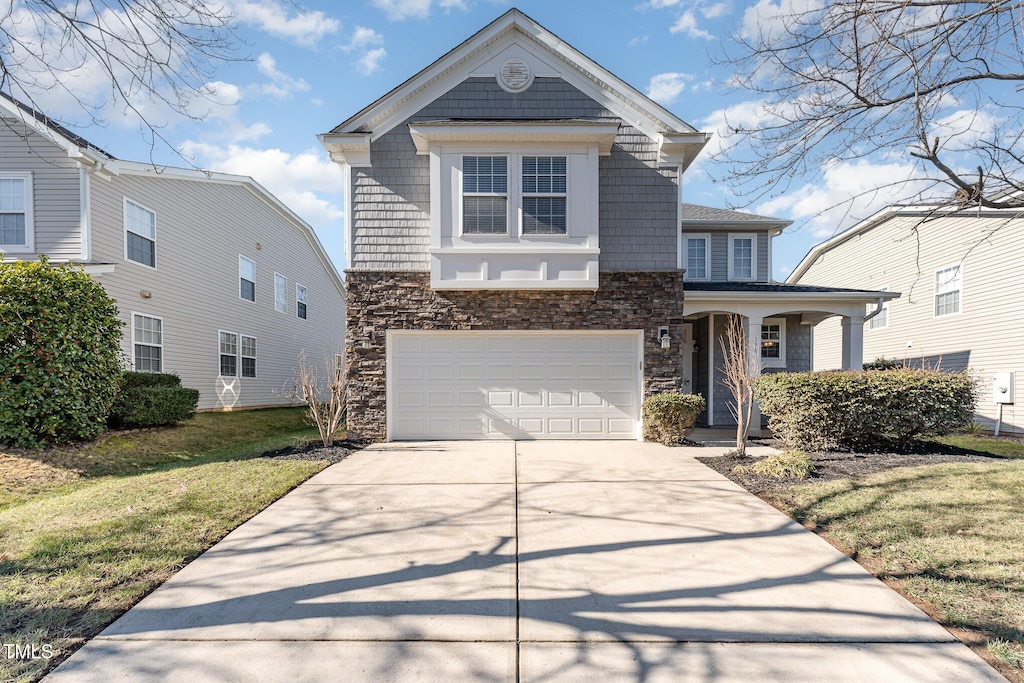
xmin=680 ymin=203 xmax=791 ymax=229
xmin=320 ymin=8 xmax=709 ymax=168
xmin=0 ymin=92 xmax=114 ymax=167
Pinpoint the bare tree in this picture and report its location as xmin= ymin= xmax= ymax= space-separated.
xmin=716 ymin=1 xmax=1024 ymax=211
xmin=719 ymin=315 xmax=761 ymax=457
xmin=296 ymin=350 xmax=347 ymax=448
xmin=0 ymin=1 xmax=241 ymax=153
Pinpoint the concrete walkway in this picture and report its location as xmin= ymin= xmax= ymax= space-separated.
xmin=48 ymin=441 xmax=1005 ymax=682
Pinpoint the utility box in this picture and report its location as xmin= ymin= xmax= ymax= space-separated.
xmin=993 ymin=372 xmax=1014 ymax=404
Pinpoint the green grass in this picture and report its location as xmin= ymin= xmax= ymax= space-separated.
xmin=929 ymin=433 xmax=1024 ymax=459
xmin=0 ymin=408 xmax=331 ymax=682
xmin=772 ymin=459 xmax=1024 ymax=673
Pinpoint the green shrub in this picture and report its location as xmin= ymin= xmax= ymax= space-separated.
xmin=0 ymin=257 xmax=123 ymax=448
xmin=643 ymin=392 xmax=706 ymax=445
xmin=755 ymin=368 xmax=976 ymax=451
xmin=733 ymin=450 xmax=813 ymax=479
xmin=864 ymin=357 xmax=905 ymax=371
xmin=108 ymin=376 xmax=200 ymax=429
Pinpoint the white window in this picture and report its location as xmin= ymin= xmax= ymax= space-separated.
xmin=124 ymin=199 xmax=156 ymax=268
xmin=239 ymin=255 xmax=255 ymax=302
xmin=935 ymin=265 xmax=961 ymax=317
xmin=761 ymin=318 xmax=786 ymax=368
xmin=296 ymin=284 xmax=307 ymax=319
xmin=867 ymin=287 xmax=889 ymax=330
xmin=0 ymin=173 xmax=33 ymax=252
xmin=274 ymin=273 xmax=287 ymax=313
xmin=521 ymin=156 xmax=567 ymax=235
xmin=131 ymin=313 xmax=163 ymax=373
xmin=683 ymin=234 xmax=711 ymax=281
xmin=462 ymin=156 xmax=508 ymax=235
xmin=240 ymin=335 xmax=257 ymax=379
xmin=728 ymin=234 xmax=755 ymax=281
xmin=219 ymin=331 xmax=238 ymax=377
xmin=460 ymin=153 xmax=569 ymax=237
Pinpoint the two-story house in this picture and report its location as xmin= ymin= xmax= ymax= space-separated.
xmin=321 ymin=9 xmax=891 ymax=441
xmin=1 ymin=94 xmax=345 ymax=411
xmin=790 ymin=202 xmax=1024 ymax=434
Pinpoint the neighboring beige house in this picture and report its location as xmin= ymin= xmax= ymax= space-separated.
xmin=790 ymin=203 xmax=1023 ymax=434
xmin=1 ymin=94 xmax=345 ymax=411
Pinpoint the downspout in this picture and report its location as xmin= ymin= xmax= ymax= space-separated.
xmin=864 ymin=297 xmax=885 ymax=323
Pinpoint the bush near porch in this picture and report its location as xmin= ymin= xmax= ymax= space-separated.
xmin=642 ymin=393 xmax=706 ymax=445
xmin=756 ymin=368 xmax=976 ymax=451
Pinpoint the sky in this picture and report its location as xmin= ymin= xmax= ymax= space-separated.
xmin=7 ymin=0 xmax=943 ymax=280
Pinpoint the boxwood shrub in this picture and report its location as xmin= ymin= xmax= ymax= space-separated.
xmin=755 ymin=368 xmax=976 ymax=451
xmin=643 ymin=392 xmax=706 ymax=445
xmin=108 ymin=372 xmax=199 ymax=429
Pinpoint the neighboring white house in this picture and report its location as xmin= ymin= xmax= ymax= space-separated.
xmin=0 ymin=94 xmax=345 ymax=411
xmin=319 ymin=8 xmax=891 ymax=441
xmin=790 ymin=203 xmax=1023 ymax=434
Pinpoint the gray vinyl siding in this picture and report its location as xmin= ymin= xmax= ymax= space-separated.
xmin=349 ymin=77 xmax=678 ymax=271
xmin=0 ymin=118 xmax=82 ymax=260
xmin=697 ymin=230 xmax=770 ymax=282
xmin=89 ymin=172 xmax=345 ymax=410
xmin=797 ymin=212 xmax=1024 ymax=433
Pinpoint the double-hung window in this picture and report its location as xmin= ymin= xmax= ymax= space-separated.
xmin=729 ymin=234 xmax=755 ymax=281
xmin=132 ymin=313 xmax=163 ymax=373
xmin=867 ymin=287 xmax=889 ymax=330
xmin=0 ymin=173 xmax=33 ymax=252
xmin=125 ymin=199 xmax=156 ymax=267
xmin=521 ymin=156 xmax=567 ymax=235
xmin=935 ymin=265 xmax=961 ymax=316
xmin=240 ymin=335 xmax=257 ymax=378
xmin=219 ymin=331 xmax=238 ymax=377
xmin=760 ymin=318 xmax=786 ymax=368
xmin=683 ymin=234 xmax=710 ymax=281
xmin=296 ymin=284 xmax=307 ymax=319
xmin=462 ymin=156 xmax=508 ymax=235
xmin=239 ymin=255 xmax=256 ymax=302
xmin=274 ymin=273 xmax=287 ymax=313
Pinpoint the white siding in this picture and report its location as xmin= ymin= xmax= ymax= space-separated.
xmin=798 ymin=213 xmax=1024 ymax=433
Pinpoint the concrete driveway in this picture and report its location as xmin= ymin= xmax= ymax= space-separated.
xmin=48 ymin=441 xmax=1004 ymax=682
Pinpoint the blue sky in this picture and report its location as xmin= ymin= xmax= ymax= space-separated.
xmin=11 ymin=0 xmax=929 ymax=279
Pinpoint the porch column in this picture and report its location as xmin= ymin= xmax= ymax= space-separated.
xmin=841 ymin=315 xmax=865 ymax=370
xmin=744 ymin=315 xmax=763 ymax=438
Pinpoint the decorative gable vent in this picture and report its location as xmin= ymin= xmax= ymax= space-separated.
xmin=498 ymin=58 xmax=533 ymax=93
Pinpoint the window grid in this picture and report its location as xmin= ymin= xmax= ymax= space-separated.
xmin=462 ymin=156 xmax=508 ymax=235
xmin=219 ymin=331 xmax=238 ymax=377
xmin=239 ymin=255 xmax=255 ymax=302
xmin=125 ymin=200 xmax=156 ymax=267
xmin=132 ymin=314 xmax=163 ymax=373
xmin=296 ymin=284 xmax=307 ymax=320
xmin=274 ymin=273 xmax=287 ymax=313
xmin=0 ymin=177 xmax=28 ymax=247
xmin=934 ymin=266 xmax=962 ymax=317
xmin=684 ymin=235 xmax=709 ymax=280
xmin=732 ymin=237 xmax=754 ymax=280
xmin=761 ymin=324 xmax=782 ymax=359
xmin=240 ymin=335 xmax=257 ymax=379
xmin=521 ymin=156 xmax=567 ymax=235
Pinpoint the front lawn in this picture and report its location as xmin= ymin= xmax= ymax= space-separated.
xmin=0 ymin=408 xmax=331 ymax=683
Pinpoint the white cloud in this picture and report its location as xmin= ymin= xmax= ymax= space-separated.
xmin=670 ymin=11 xmax=713 ymax=39
xmin=345 ymin=26 xmax=385 ymax=51
xmin=929 ymin=107 xmax=1003 ymax=152
xmin=646 ymin=72 xmax=694 ymax=105
xmin=702 ymin=1 xmax=730 ymax=18
xmin=227 ymin=0 xmax=340 ymax=46
xmin=629 ymin=35 xmax=650 ymax=47
xmin=342 ymin=27 xmax=387 ymax=75
xmin=373 ymin=0 xmax=468 ymax=21
xmin=356 ymin=48 xmax=388 ymax=76
xmin=253 ymin=52 xmax=310 ymax=99
xmin=740 ymin=0 xmax=823 ymax=42
xmin=642 ymin=0 xmax=682 ymax=8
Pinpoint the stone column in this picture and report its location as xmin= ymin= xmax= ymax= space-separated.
xmin=841 ymin=315 xmax=865 ymax=370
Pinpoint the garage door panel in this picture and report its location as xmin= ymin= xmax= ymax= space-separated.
xmin=390 ymin=332 xmax=641 ymax=440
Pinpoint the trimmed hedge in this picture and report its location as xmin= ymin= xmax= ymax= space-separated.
xmin=643 ymin=392 xmax=706 ymax=445
xmin=108 ymin=372 xmax=199 ymax=429
xmin=755 ymin=368 xmax=976 ymax=451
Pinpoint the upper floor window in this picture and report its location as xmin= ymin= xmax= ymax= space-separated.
xmin=729 ymin=234 xmax=755 ymax=281
xmin=239 ymin=255 xmax=255 ymax=302
xmin=0 ymin=174 xmax=33 ymax=252
xmin=521 ymin=156 xmax=567 ymax=235
xmin=460 ymin=154 xmax=569 ymax=237
xmin=296 ymin=283 xmax=307 ymax=319
xmin=125 ymin=199 xmax=156 ymax=268
xmin=935 ymin=265 xmax=961 ymax=317
xmin=274 ymin=273 xmax=287 ymax=313
xmin=132 ymin=313 xmax=163 ymax=373
xmin=683 ymin=234 xmax=710 ymax=281
xmin=867 ymin=287 xmax=889 ymax=330
xmin=462 ymin=156 xmax=508 ymax=235
xmin=761 ymin=318 xmax=786 ymax=368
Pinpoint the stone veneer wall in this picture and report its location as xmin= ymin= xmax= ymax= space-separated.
xmin=345 ymin=271 xmax=687 ymax=440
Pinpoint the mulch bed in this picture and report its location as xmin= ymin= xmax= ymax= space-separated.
xmin=697 ymin=440 xmax=1004 ymax=496
xmin=262 ymin=439 xmax=370 ymax=464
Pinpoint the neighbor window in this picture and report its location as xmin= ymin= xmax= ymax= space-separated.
xmin=296 ymin=284 xmax=307 ymax=319
xmin=0 ymin=174 xmax=33 ymax=251
xmin=132 ymin=313 xmax=163 ymax=373
xmin=219 ymin=331 xmax=238 ymax=377
xmin=934 ymin=265 xmax=961 ymax=316
xmin=125 ymin=199 xmax=156 ymax=267
xmin=760 ymin=318 xmax=786 ymax=368
xmin=239 ymin=255 xmax=255 ymax=302
xmin=462 ymin=156 xmax=508 ymax=235
xmin=274 ymin=273 xmax=287 ymax=313
xmin=521 ymin=156 xmax=567 ymax=235
xmin=240 ymin=335 xmax=257 ymax=379
xmin=729 ymin=234 xmax=755 ymax=280
xmin=867 ymin=287 xmax=889 ymax=330
xmin=683 ymin=234 xmax=710 ymax=280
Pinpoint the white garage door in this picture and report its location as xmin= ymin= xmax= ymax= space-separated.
xmin=388 ymin=331 xmax=642 ymax=440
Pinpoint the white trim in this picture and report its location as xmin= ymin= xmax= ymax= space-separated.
xmin=218 ymin=330 xmax=239 ymax=378
xmin=933 ymin=264 xmax=963 ymax=318
xmin=707 ymin=313 xmax=715 ymax=426
xmin=0 ymin=172 xmax=34 ymax=253
xmin=728 ymin=233 xmax=756 ymax=281
xmin=130 ymin=312 xmax=164 ymax=373
xmin=760 ymin=318 xmax=787 ymax=369
xmin=239 ymin=254 xmax=256 ymax=302
xmin=240 ymin=334 xmax=258 ymax=379
xmin=682 ymin=233 xmax=711 ymax=281
xmin=79 ymin=167 xmax=91 ymax=261
xmin=343 ymin=163 xmax=354 ymax=270
xmin=123 ymin=197 xmax=157 ymax=269
xmin=273 ymin=272 xmax=288 ymax=314
xmin=867 ymin=286 xmax=890 ymax=330
xmin=409 ymin=121 xmax=618 ymax=156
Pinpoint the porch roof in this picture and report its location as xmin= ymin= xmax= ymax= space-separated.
xmin=684 ymin=282 xmax=891 ymax=296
